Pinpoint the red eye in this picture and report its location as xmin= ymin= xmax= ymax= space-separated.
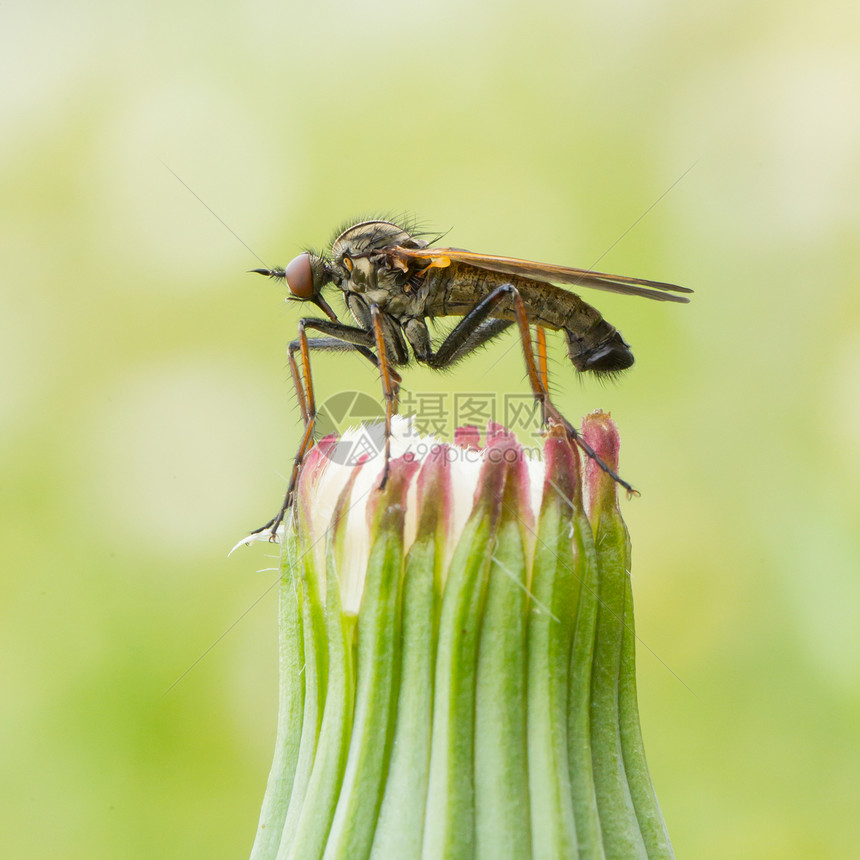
xmin=284 ymin=253 xmax=314 ymax=298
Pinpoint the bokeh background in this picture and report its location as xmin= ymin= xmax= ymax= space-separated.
xmin=3 ymin=0 xmax=859 ymax=857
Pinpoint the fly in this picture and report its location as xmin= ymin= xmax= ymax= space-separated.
xmin=251 ymin=217 xmax=692 ymax=536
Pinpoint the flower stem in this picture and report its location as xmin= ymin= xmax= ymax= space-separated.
xmin=322 ymin=463 xmax=417 ymax=860
xmin=280 ymin=523 xmax=355 ymax=860
xmin=275 ymin=526 xmax=328 ymax=858
xmin=616 ymin=523 xmax=674 ymax=859
xmin=527 ymin=433 xmax=582 ymax=860
xmin=583 ymin=410 xmax=673 ymax=859
xmin=589 ymin=497 xmax=647 ymax=860
xmin=277 ymin=512 xmax=338 ymax=860
xmin=474 ymin=443 xmax=532 ymax=859
xmin=370 ymin=452 xmax=449 ymax=858
xmin=249 ymin=533 xmax=305 ymax=860
xmin=423 ymin=457 xmax=506 ymax=859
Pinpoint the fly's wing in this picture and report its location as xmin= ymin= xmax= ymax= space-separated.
xmin=385 ymin=246 xmax=692 ymax=303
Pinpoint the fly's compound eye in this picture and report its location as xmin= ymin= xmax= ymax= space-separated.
xmin=284 ymin=253 xmax=314 ymax=298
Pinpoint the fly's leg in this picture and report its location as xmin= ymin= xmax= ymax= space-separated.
xmin=503 ymin=285 xmax=638 ymax=496
xmin=251 ymin=322 xmax=317 ymax=539
xmin=535 ymin=324 xmax=550 ymax=422
xmin=250 ymin=321 xmax=387 ymax=539
xmin=419 ymin=283 xmax=637 ymax=495
xmin=290 ymin=316 xmax=403 ymax=392
xmin=370 ymin=305 xmax=402 ymax=490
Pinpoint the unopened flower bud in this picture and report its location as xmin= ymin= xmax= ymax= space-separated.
xmin=246 ymin=415 xmax=673 ymax=860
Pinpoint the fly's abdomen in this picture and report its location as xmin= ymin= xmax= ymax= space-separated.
xmin=565 ymin=324 xmax=634 ymax=374
xmin=426 ymin=264 xmax=634 ymax=375
xmin=427 ymin=264 xmax=579 ymax=327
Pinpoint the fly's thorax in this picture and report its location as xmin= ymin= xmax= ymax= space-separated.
xmin=331 ymin=220 xmax=418 ymax=257
xmin=328 ymin=220 xmax=428 ymax=316
xmin=337 ymin=256 xmax=426 ymax=318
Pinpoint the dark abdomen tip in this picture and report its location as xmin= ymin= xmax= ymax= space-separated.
xmin=568 ymin=331 xmax=634 ymax=375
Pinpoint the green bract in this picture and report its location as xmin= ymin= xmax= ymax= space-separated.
xmin=247 ymin=414 xmax=673 ymax=860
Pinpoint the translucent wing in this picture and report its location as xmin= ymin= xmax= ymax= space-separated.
xmin=385 ymin=246 xmax=692 ymax=303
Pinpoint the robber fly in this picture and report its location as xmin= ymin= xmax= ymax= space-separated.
xmin=251 ymin=217 xmax=691 ymax=536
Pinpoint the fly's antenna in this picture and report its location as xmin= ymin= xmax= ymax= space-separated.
xmin=159 ymin=159 xmax=269 ymax=268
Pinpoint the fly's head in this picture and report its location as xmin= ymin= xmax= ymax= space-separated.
xmin=251 ymin=251 xmax=339 ymax=321
xmin=252 ymin=218 xmax=430 ymax=318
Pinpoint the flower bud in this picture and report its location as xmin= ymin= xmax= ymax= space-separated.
xmin=246 ymin=415 xmax=673 ymax=860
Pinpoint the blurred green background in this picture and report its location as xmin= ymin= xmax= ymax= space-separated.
xmin=2 ymin=0 xmax=859 ymax=857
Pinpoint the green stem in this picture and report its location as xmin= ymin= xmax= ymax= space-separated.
xmin=527 ymin=476 xmax=579 ymax=860
xmin=423 ymin=483 xmax=501 ymax=860
xmin=281 ymin=548 xmax=354 ymax=860
xmin=567 ymin=505 xmax=606 ymax=860
xmin=474 ymin=501 xmax=531 ymax=859
xmin=249 ymin=533 xmax=305 ymax=860
xmin=370 ymin=531 xmax=438 ymax=859
xmin=616 ymin=528 xmax=674 ymax=859
xmin=588 ymin=507 xmax=647 ymax=860
xmin=275 ymin=541 xmax=328 ymax=857
xmin=322 ymin=492 xmax=408 ymax=860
